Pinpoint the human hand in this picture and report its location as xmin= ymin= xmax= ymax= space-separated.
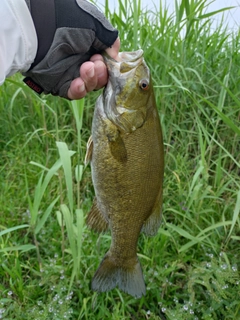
xmin=68 ymin=37 xmax=120 ymax=100
xmin=23 ymin=0 xmax=119 ymax=99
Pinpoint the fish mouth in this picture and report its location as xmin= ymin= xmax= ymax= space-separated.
xmin=102 ymin=50 xmax=145 ymax=133
xmin=103 ymin=49 xmax=143 ymax=62
xmin=103 ymin=49 xmax=144 ymax=74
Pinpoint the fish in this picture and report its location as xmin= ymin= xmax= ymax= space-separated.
xmin=85 ymin=49 xmax=164 ymax=298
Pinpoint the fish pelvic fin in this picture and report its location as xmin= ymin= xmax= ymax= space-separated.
xmin=142 ymin=188 xmax=163 ymax=236
xmin=87 ymin=198 xmax=109 ymax=233
xmin=91 ymin=252 xmax=146 ymax=298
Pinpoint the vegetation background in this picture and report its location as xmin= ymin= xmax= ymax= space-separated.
xmin=0 ymin=0 xmax=239 ymax=319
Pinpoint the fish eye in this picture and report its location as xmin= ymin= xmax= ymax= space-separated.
xmin=139 ymin=79 xmax=149 ymax=91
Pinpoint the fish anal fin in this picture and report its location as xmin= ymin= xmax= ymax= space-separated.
xmin=142 ymin=189 xmax=163 ymax=236
xmin=85 ymin=135 xmax=93 ymax=165
xmin=87 ymin=198 xmax=109 ymax=233
xmin=92 ymin=252 xmax=146 ymax=298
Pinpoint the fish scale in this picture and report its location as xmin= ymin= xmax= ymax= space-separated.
xmin=86 ymin=50 xmax=164 ymax=298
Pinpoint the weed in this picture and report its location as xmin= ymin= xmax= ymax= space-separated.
xmin=0 ymin=0 xmax=239 ymax=319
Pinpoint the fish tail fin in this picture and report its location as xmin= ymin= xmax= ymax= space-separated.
xmin=92 ymin=252 xmax=146 ymax=298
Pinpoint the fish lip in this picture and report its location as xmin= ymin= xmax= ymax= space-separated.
xmin=103 ymin=49 xmax=143 ymax=63
xmin=118 ymin=49 xmax=144 ymax=62
xmin=103 ymin=49 xmax=144 ymax=72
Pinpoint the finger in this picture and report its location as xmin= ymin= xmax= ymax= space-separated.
xmin=90 ymin=54 xmax=104 ymax=63
xmin=91 ymin=38 xmax=120 ymax=63
xmin=67 ymin=60 xmax=108 ymax=100
xmin=93 ymin=60 xmax=108 ymax=90
xmin=80 ymin=61 xmax=98 ymax=92
xmin=67 ymin=78 xmax=87 ymax=100
xmin=105 ymin=37 xmax=121 ymax=60
xmin=67 ymin=37 xmax=121 ymax=100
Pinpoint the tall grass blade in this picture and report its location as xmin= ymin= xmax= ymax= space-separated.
xmin=133 ymin=0 xmax=140 ymax=50
xmin=199 ymin=7 xmax=235 ymax=20
xmin=225 ymin=190 xmax=240 ymax=244
xmin=30 ymin=172 xmax=44 ymax=228
xmin=1 ymin=0 xmax=240 ymax=317
xmin=60 ymin=204 xmax=79 ymax=290
xmin=166 ymin=223 xmax=195 ymax=241
xmin=70 ymin=98 xmax=85 ymax=209
xmin=56 ymin=142 xmax=75 ymax=214
xmin=197 ymin=95 xmax=240 ymax=136
xmin=70 ymin=99 xmax=84 ymax=137
xmin=197 ymin=221 xmax=233 ymax=237
xmin=0 ymin=244 xmax=36 ymax=253
xmin=75 ymin=164 xmax=84 ymax=183
xmin=0 ymin=225 xmax=29 ymax=237
xmin=28 ymin=157 xmax=75 ymax=230
xmin=76 ymin=208 xmax=84 ymax=267
xmin=218 ymin=73 xmax=230 ymax=112
xmin=179 ymin=235 xmax=209 ymax=252
xmin=35 ymin=196 xmax=60 ymax=234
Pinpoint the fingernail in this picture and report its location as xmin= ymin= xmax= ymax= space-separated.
xmin=79 ymin=84 xmax=85 ymax=93
xmin=87 ymin=67 xmax=94 ymax=78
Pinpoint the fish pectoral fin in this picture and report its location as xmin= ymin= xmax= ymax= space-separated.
xmin=109 ymin=134 xmax=127 ymax=163
xmin=84 ymin=135 xmax=93 ymax=165
xmin=104 ymin=118 xmax=119 ymax=142
xmin=141 ymin=188 xmax=163 ymax=236
xmin=92 ymin=252 xmax=146 ymax=298
xmin=87 ymin=198 xmax=109 ymax=233
xmin=103 ymin=114 xmax=127 ymax=162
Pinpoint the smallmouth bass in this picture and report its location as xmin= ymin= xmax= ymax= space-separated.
xmin=86 ymin=50 xmax=164 ymax=298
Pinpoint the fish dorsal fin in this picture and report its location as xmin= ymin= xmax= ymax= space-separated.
xmin=84 ymin=135 xmax=93 ymax=165
xmin=87 ymin=198 xmax=109 ymax=233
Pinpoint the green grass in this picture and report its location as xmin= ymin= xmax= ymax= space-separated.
xmin=0 ymin=0 xmax=240 ymax=319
